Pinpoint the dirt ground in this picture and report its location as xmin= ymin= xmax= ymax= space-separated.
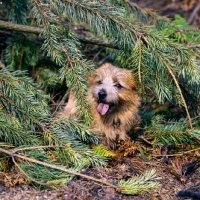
xmin=0 ymin=154 xmax=200 ymax=200
xmin=0 ymin=1 xmax=200 ymax=200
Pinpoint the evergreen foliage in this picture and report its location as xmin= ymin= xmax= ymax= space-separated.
xmin=5 ymin=35 xmax=41 ymax=70
xmin=119 ymin=169 xmax=161 ymax=195
xmin=4 ymin=0 xmax=28 ymax=24
xmin=143 ymin=114 xmax=200 ymax=146
xmin=0 ymin=0 xmax=200 ymax=195
xmin=92 ymin=144 xmax=116 ymax=157
xmin=0 ymin=69 xmax=49 ymax=145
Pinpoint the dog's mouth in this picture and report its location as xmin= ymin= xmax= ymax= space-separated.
xmin=97 ymin=102 xmax=115 ymax=115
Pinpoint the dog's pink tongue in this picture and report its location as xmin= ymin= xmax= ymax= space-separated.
xmin=97 ymin=103 xmax=109 ymax=115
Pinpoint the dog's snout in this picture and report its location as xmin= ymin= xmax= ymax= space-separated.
xmin=98 ymin=89 xmax=107 ymax=100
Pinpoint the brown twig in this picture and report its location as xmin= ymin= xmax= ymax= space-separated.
xmin=15 ymin=145 xmax=65 ymax=152
xmin=139 ymin=135 xmax=154 ymax=145
xmin=0 ymin=61 xmax=7 ymax=70
xmin=137 ymin=35 xmax=143 ymax=88
xmin=188 ymin=3 xmax=200 ymax=24
xmin=51 ymin=90 xmax=70 ymax=118
xmin=152 ymin=147 xmax=200 ymax=157
xmin=186 ymin=44 xmax=200 ymax=48
xmin=0 ymin=147 xmax=119 ymax=190
xmin=166 ymin=115 xmax=200 ymax=125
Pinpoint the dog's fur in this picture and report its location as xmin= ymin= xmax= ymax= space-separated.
xmin=57 ymin=63 xmax=140 ymax=148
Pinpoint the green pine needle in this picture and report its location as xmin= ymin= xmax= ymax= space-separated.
xmin=144 ymin=115 xmax=200 ymax=145
xmin=118 ymin=169 xmax=161 ymax=195
xmin=92 ymin=144 xmax=116 ymax=157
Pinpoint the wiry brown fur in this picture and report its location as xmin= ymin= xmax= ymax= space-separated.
xmin=57 ymin=63 xmax=140 ymax=148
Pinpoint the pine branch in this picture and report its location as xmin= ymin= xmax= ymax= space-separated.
xmin=1 ymin=2 xmax=200 ymax=195
xmin=62 ymin=0 xmax=139 ymax=49
xmin=153 ymin=146 xmax=200 ymax=157
xmin=0 ymin=67 xmax=50 ymax=146
xmin=59 ymin=46 xmax=93 ymax=122
xmin=4 ymin=0 xmax=28 ymax=24
xmin=0 ymin=111 xmax=40 ymax=146
xmin=144 ymin=115 xmax=200 ymax=145
xmin=0 ymin=20 xmax=118 ymax=49
xmin=92 ymin=144 xmax=116 ymax=157
xmin=0 ymin=147 xmax=118 ymax=189
xmin=0 ymin=20 xmax=42 ymax=34
xmin=118 ymin=168 xmax=161 ymax=195
xmin=127 ymin=1 xmax=171 ymax=28
xmin=0 ymin=147 xmax=161 ymax=195
xmin=2 ymin=3 xmax=199 ymax=126
xmin=142 ymin=37 xmax=192 ymax=129
xmin=75 ymin=34 xmax=118 ymax=49
xmin=0 ymin=70 xmax=50 ymax=122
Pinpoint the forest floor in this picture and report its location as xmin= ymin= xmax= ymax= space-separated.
xmin=0 ymin=0 xmax=200 ymax=199
xmin=0 ymin=150 xmax=200 ymax=200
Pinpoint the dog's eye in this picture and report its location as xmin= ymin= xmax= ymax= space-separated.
xmin=115 ymin=84 xmax=123 ymax=89
xmin=98 ymin=80 xmax=103 ymax=84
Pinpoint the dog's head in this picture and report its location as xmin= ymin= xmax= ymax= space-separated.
xmin=87 ymin=63 xmax=138 ymax=116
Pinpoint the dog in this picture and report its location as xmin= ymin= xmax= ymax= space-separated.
xmin=57 ymin=63 xmax=140 ymax=149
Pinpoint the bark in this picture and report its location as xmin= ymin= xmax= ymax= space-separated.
xmin=0 ymin=20 xmax=118 ymax=49
xmin=0 ymin=147 xmax=119 ymax=190
xmin=0 ymin=20 xmax=42 ymax=34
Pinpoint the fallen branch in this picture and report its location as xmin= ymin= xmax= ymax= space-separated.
xmin=0 ymin=147 xmax=161 ymax=195
xmin=152 ymin=146 xmax=200 ymax=157
xmin=0 ymin=147 xmax=119 ymax=190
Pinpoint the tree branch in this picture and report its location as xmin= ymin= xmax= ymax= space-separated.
xmin=0 ymin=20 xmax=42 ymax=34
xmin=0 ymin=147 xmax=119 ymax=190
xmin=76 ymin=34 xmax=118 ymax=49
xmin=141 ymin=36 xmax=193 ymax=130
xmin=0 ymin=20 xmax=118 ymax=49
xmin=188 ymin=2 xmax=200 ymax=24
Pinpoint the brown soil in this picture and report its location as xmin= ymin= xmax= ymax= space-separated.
xmin=0 ymin=150 xmax=200 ymax=200
xmin=1 ymin=1 xmax=200 ymax=199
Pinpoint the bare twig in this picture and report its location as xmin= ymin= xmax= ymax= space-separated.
xmin=138 ymin=135 xmax=154 ymax=145
xmin=188 ymin=3 xmax=200 ymax=24
xmin=152 ymin=147 xmax=200 ymax=157
xmin=137 ymin=36 xmax=142 ymax=85
xmin=51 ymin=90 xmax=70 ymax=117
xmin=0 ymin=20 xmax=42 ymax=34
xmin=0 ymin=147 xmax=119 ymax=190
xmin=15 ymin=145 xmax=65 ymax=152
xmin=0 ymin=61 xmax=7 ymax=70
xmin=161 ymin=64 xmax=193 ymax=129
xmin=186 ymin=44 xmax=200 ymax=48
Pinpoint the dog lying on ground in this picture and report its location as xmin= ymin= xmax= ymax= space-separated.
xmin=57 ymin=63 xmax=140 ymax=149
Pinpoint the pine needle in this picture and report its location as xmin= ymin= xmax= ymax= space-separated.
xmin=118 ymin=169 xmax=161 ymax=195
xmin=92 ymin=144 xmax=116 ymax=157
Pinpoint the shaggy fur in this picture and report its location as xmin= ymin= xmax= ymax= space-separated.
xmin=57 ymin=63 xmax=140 ymax=148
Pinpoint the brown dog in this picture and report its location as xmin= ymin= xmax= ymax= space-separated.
xmin=57 ymin=63 xmax=140 ymax=148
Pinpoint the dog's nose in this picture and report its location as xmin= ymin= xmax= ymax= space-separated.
xmin=98 ymin=89 xmax=107 ymax=100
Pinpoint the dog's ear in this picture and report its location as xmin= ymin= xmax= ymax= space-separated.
xmin=86 ymin=70 xmax=98 ymax=86
xmin=132 ymin=84 xmax=137 ymax=91
xmin=124 ymin=69 xmax=138 ymax=91
xmin=131 ymin=76 xmax=138 ymax=91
